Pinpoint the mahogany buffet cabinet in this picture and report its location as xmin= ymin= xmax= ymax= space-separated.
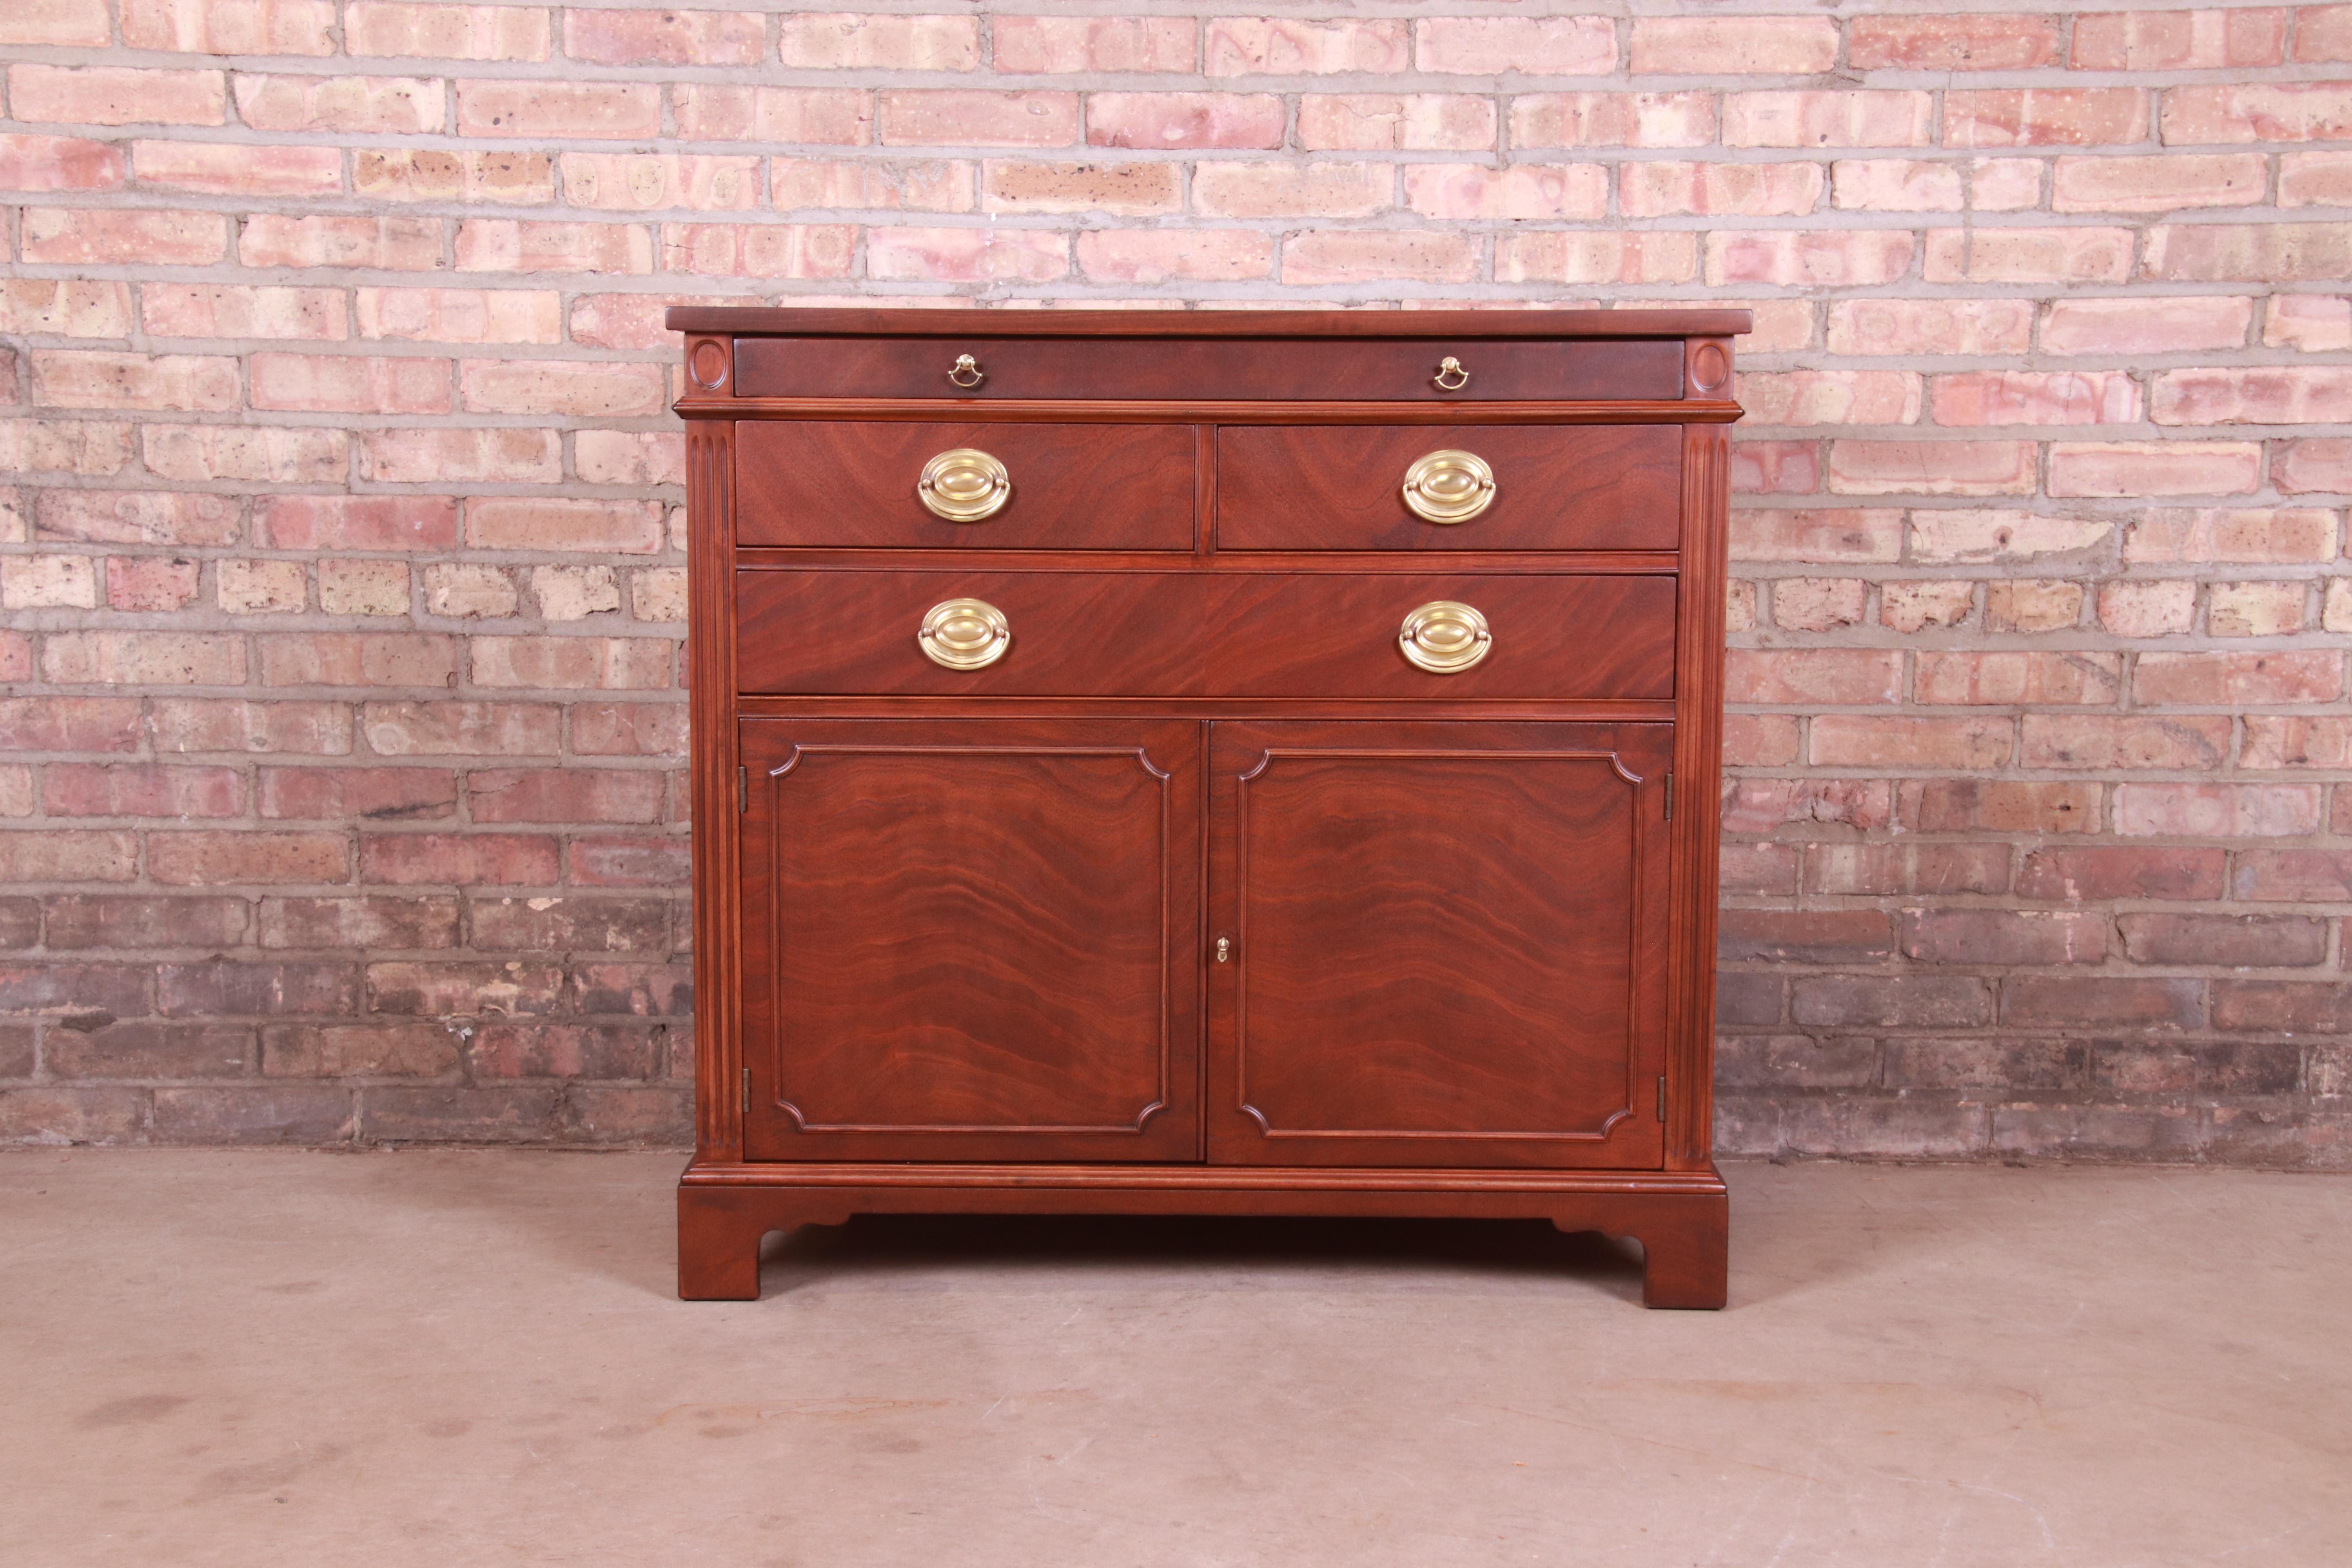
xmin=669 ymin=307 xmax=1747 ymax=1309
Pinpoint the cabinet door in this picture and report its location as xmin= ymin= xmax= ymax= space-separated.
xmin=739 ymin=718 xmax=1200 ymax=1163
xmin=1207 ymin=721 xmax=1672 ymax=1169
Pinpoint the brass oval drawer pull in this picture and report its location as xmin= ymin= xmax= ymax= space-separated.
xmin=1399 ymin=601 xmax=1492 ymax=674
xmin=1401 ymin=449 xmax=1495 ymax=524
xmin=1433 ymin=355 xmax=1469 ymax=391
xmin=948 ymin=353 xmax=984 ymax=388
xmin=917 ymin=447 xmax=1011 ymax=522
xmin=918 ymin=597 xmax=1011 ymax=670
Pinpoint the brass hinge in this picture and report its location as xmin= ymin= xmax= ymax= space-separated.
xmin=1656 ymin=1076 xmax=1668 ymax=1121
xmin=741 ymin=1067 xmax=752 ymax=1114
xmin=738 ymin=766 xmax=748 ymax=813
xmin=1663 ymin=770 xmax=1674 ymax=821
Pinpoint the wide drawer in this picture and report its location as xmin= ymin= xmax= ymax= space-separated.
xmin=733 ymin=336 xmax=1685 ymax=402
xmin=736 ymin=421 xmax=1193 ymax=550
xmin=736 ymin=570 xmax=1676 ymax=700
xmin=1217 ymin=425 xmax=1682 ymax=552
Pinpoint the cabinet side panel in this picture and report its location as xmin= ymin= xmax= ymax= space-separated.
xmin=689 ymin=420 xmax=743 ymax=1159
xmin=1669 ymin=408 xmax=1730 ymax=1168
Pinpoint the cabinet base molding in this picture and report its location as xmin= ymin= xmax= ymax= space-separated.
xmin=677 ymin=1161 xmax=1728 ymax=1310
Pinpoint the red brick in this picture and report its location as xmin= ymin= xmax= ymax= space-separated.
xmin=1828 ymin=440 xmax=2037 ymax=496
xmin=1718 ymin=910 xmax=1893 ymax=966
xmin=1901 ymin=910 xmax=2107 ymax=966
xmin=132 ymin=140 xmax=343 ymax=196
xmin=2153 ymin=367 xmax=2352 ymax=426
xmin=26 ymin=208 xmax=229 ymax=272
xmin=1932 ymin=371 xmax=2140 ymax=426
xmin=360 ymin=702 xmax=559 ymax=757
xmin=0 ymin=0 xmax=111 ymax=46
xmin=360 ymin=833 xmax=557 ymax=887
xmin=2017 ymin=846 xmax=2226 ymax=901
xmin=2135 ymin=652 xmax=2342 ymax=705
xmin=148 ymin=831 xmax=350 ymax=888
xmin=260 ymin=766 xmax=455 ymax=823
xmin=2213 ymin=982 xmax=2352 ymax=1036
xmin=0 ymin=962 xmax=151 ymax=1016
xmin=2020 ymin=714 xmax=2231 ymax=769
xmin=1495 ymin=232 xmax=1696 ymax=285
xmin=2163 ymin=83 xmax=2352 ymax=144
xmin=465 ymin=498 xmax=662 ymax=554
xmin=2236 ymin=850 xmax=2352 ymax=903
xmin=455 ymin=80 xmax=658 ymax=139
xmin=459 ymin=359 xmax=664 ymax=417
xmin=1719 ymin=844 xmax=1800 ymax=897
xmin=1720 ymin=779 xmax=1891 ymax=834
xmin=1946 ymin=89 xmax=2149 ymax=147
xmin=1725 ymin=649 xmax=1900 ymax=705
xmin=44 ymin=895 xmax=248 ymax=951
xmin=44 ymin=630 xmax=245 ymax=686
xmin=568 ymin=703 xmax=686 ymax=757
xmin=361 ymin=1083 xmax=562 ymax=1139
xmin=2052 ymin=153 xmax=2265 ymax=214
xmin=1924 ymin=226 xmax=2134 ymax=283
xmin=261 ymin=1022 xmax=455 ymax=1079
xmin=866 ymin=226 xmax=1067 ymax=283
xmin=258 ymin=633 xmax=459 ymax=690
xmin=240 ymin=213 xmax=441 ymax=270
xmin=1630 ymin=17 xmax=1837 ymax=73
xmin=1298 ymin=95 xmax=1495 ymax=153
xmin=2049 ymin=442 xmax=2263 ymax=497
xmin=879 ymin=91 xmax=1078 ymax=148
xmin=1808 ymin=716 xmax=2013 ymax=768
xmin=0 ymin=279 xmax=133 ymax=336
xmin=1711 ymin=229 xmax=1917 ymax=289
xmin=346 ymin=2 xmax=548 ymax=60
xmin=773 ymin=157 xmax=975 ymax=214
xmin=155 ymin=962 xmax=355 ymax=1017
xmin=569 ymin=961 xmax=692 ymax=1014
xmin=354 ymin=148 xmax=553 ymax=206
xmin=1722 ymin=92 xmax=1934 ymax=149
xmin=657 ymin=223 xmax=853 ymax=279
xmin=249 ymin=353 xmax=451 ymax=416
xmin=2141 ymin=223 xmax=2352 ymax=282
xmin=568 ymin=836 xmax=692 ymax=889
xmin=2276 ymin=438 xmax=2352 ymax=493
xmin=566 ymin=7 xmax=761 ymax=65
xmin=466 ymin=768 xmax=663 ymax=824
xmin=995 ymin=16 xmax=1193 ymax=73
xmin=43 ymin=763 xmax=243 ymax=819
xmin=1075 ymin=230 xmax=1271 ymax=285
xmin=468 ymin=1021 xmax=659 ymax=1079
xmin=2116 ymin=782 xmax=2322 ymax=837
xmin=2076 ymin=9 xmax=2286 ymax=69
xmin=1207 ymin=18 xmax=1406 ymax=74
xmin=1849 ymin=14 xmax=2062 ymax=70
xmin=471 ymin=637 xmax=671 ymax=691
xmin=559 ymin=152 xmax=761 ymax=213
xmin=258 ymin=894 xmax=457 ymax=950
xmin=10 ymin=64 xmax=225 ymax=126
xmin=1085 ymin=93 xmax=1282 ymax=151
xmin=232 ymin=73 xmax=441 ymax=133
xmin=0 ymin=134 xmax=126 ymax=192
xmin=0 ymin=418 xmax=134 ymax=476
xmin=2098 ymin=575 xmax=2197 ymax=636
xmin=468 ymin=898 xmax=670 ymax=955
xmin=1511 ymin=93 xmax=1716 ymax=149
xmin=0 ymin=832 xmax=139 ymax=884
xmin=31 ymin=351 xmax=238 ymax=413
xmin=121 ymin=0 xmax=335 ymax=53
xmin=1805 ymin=844 xmax=2011 ymax=897
xmin=2039 ymin=295 xmax=2254 ymax=356
xmin=1728 ymin=442 xmax=1822 ymax=495
xmin=2004 ymin=977 xmax=2202 ymax=1030
xmin=1903 ymin=779 xmax=2101 ymax=834
xmin=1792 ymin=976 xmax=1994 ymax=1029
xmin=2122 ymin=913 xmax=2326 ymax=968
xmin=1624 ymin=161 xmax=1823 ymax=218
xmin=259 ymin=496 xmax=456 ymax=552
xmin=980 ymin=160 xmax=1178 ymax=217
xmin=672 ymin=86 xmax=870 ymax=144
xmin=2281 ymin=151 xmax=2352 ymax=208
xmin=1830 ymin=158 xmax=1963 ymax=212
xmin=1731 ymin=508 xmax=1902 ymax=562
xmin=454 ymin=219 xmax=652 ymax=274
xmin=1886 ymin=581 xmax=1982 ymax=632
xmin=1285 ymin=231 xmax=1478 ymax=286
xmin=1416 ymin=16 xmax=1615 ymax=73
xmin=2301 ymin=5 xmax=2352 ymax=61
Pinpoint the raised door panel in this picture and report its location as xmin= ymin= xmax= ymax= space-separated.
xmin=1206 ymin=721 xmax=1672 ymax=1169
xmin=739 ymin=718 xmax=1200 ymax=1163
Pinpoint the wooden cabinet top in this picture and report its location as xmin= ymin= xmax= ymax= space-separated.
xmin=666 ymin=305 xmax=1753 ymax=340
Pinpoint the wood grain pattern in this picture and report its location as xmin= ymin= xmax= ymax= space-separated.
xmin=735 ymin=570 xmax=1677 ymax=701
xmin=686 ymin=419 xmax=742 ymax=1160
xmin=1205 ymin=721 xmax=1674 ymax=1169
xmin=1216 ymin=425 xmax=1681 ymax=551
xmin=681 ymin=397 xmax=1744 ymax=426
xmin=735 ymin=421 xmax=1194 ymax=550
xmin=733 ymin=336 xmax=1683 ymax=402
xmin=737 ymin=717 xmax=1201 ymax=1164
xmin=668 ymin=305 xmax=1755 ymax=341
xmin=1668 ymin=414 xmax=1732 ymax=1171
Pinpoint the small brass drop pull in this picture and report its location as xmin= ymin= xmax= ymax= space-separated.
xmin=948 ymin=352 xmax=984 ymax=388
xmin=1215 ymin=936 xmax=1232 ymax=963
xmin=918 ymin=597 xmax=1011 ymax=670
xmin=1433 ymin=355 xmax=1469 ymax=391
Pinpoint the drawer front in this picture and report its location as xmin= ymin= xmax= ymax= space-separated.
xmin=737 ymin=570 xmax=1676 ymax=700
xmin=733 ymin=336 xmax=1684 ymax=403
xmin=736 ymin=421 xmax=1194 ymax=550
xmin=1217 ymin=425 xmax=1682 ymax=552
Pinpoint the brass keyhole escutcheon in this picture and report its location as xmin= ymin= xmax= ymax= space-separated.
xmin=918 ymin=597 xmax=1011 ymax=670
xmin=1215 ymin=936 xmax=1232 ymax=964
xmin=948 ymin=353 xmax=984 ymax=388
xmin=1399 ymin=601 xmax=1492 ymax=674
xmin=1433 ymin=355 xmax=1469 ymax=391
xmin=1401 ymin=449 xmax=1496 ymax=524
xmin=917 ymin=447 xmax=1011 ymax=522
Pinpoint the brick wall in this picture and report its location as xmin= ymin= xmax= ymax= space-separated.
xmin=1 ymin=2 xmax=2347 ymax=1163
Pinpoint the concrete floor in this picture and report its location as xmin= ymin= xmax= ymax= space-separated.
xmin=1 ymin=1154 xmax=2345 ymax=1568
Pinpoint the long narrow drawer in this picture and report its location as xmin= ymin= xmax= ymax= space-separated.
xmin=736 ymin=421 xmax=1194 ymax=550
xmin=736 ymin=570 xmax=1676 ymax=700
xmin=732 ymin=336 xmax=1686 ymax=402
xmin=1217 ymin=425 xmax=1682 ymax=551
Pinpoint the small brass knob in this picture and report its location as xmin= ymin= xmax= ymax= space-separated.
xmin=917 ymin=447 xmax=1011 ymax=522
xmin=1433 ymin=355 xmax=1469 ymax=391
xmin=1401 ymin=449 xmax=1496 ymax=524
xmin=1399 ymin=601 xmax=1492 ymax=675
xmin=918 ymin=597 xmax=1011 ymax=670
xmin=948 ymin=353 xmax=984 ymax=388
